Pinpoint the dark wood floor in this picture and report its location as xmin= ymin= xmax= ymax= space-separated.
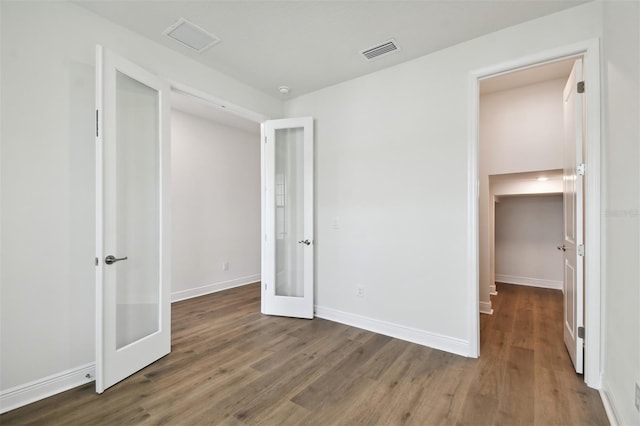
xmin=1 ymin=282 xmax=608 ymax=425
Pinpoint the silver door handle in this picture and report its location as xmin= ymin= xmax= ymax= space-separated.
xmin=557 ymin=245 xmax=566 ymax=252
xmin=298 ymin=239 xmax=311 ymax=246
xmin=105 ymin=255 xmax=128 ymax=265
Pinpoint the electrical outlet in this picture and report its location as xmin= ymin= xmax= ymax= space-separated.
xmin=635 ymin=382 xmax=640 ymax=412
xmin=356 ymin=286 xmax=365 ymax=298
xmin=222 ymin=262 xmax=229 ymax=271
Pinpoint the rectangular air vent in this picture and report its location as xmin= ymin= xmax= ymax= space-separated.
xmin=361 ymin=39 xmax=400 ymax=61
xmin=163 ymin=18 xmax=220 ymax=53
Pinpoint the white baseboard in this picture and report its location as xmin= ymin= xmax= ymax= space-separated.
xmin=489 ymin=283 xmax=498 ymax=295
xmin=0 ymin=363 xmax=95 ymax=414
xmin=495 ymin=274 xmax=562 ymax=290
xmin=479 ymin=301 xmax=493 ymax=315
xmin=599 ymin=387 xmax=621 ymax=426
xmin=171 ymin=274 xmax=260 ymax=303
xmin=314 ymin=306 xmax=470 ymax=357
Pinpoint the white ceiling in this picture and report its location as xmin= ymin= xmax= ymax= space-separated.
xmin=75 ymin=0 xmax=587 ymax=98
xmin=480 ymin=57 xmax=577 ymax=94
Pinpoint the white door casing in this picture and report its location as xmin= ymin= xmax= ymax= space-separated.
xmin=469 ymin=40 xmax=601 ymax=386
xmin=262 ymin=117 xmax=314 ymax=319
xmin=562 ymin=59 xmax=584 ymax=374
xmin=95 ymin=45 xmax=171 ymax=393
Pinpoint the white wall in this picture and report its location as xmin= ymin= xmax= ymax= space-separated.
xmin=494 ymin=195 xmax=563 ymax=289
xmin=284 ymin=2 xmax=602 ymax=352
xmin=480 ymin=78 xmax=566 ymax=174
xmin=479 ymin=78 xmax=565 ymax=307
xmin=0 ymin=0 xmax=281 ymax=397
xmin=171 ymin=109 xmax=261 ymax=301
xmin=601 ymin=1 xmax=640 ymax=425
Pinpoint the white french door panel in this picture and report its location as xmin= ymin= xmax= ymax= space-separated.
xmin=562 ymin=59 xmax=584 ymax=374
xmin=262 ymin=117 xmax=314 ymax=319
xmin=95 ymin=45 xmax=171 ymax=393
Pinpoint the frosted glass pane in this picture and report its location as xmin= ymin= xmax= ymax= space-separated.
xmin=115 ymin=71 xmax=160 ymax=349
xmin=275 ymin=127 xmax=305 ymax=297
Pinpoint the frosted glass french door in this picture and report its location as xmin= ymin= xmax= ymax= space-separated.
xmin=95 ymin=45 xmax=171 ymax=393
xmin=262 ymin=117 xmax=314 ymax=319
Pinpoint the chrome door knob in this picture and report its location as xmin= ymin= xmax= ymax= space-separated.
xmin=557 ymin=245 xmax=567 ymax=252
xmin=297 ymin=239 xmax=311 ymax=246
xmin=105 ymin=255 xmax=128 ymax=265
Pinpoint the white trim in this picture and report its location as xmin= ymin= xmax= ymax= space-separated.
xmin=315 ymin=306 xmax=470 ymax=357
xmin=479 ymin=301 xmax=494 ymax=315
xmin=0 ymin=363 xmax=95 ymax=414
xmin=468 ymin=38 xmax=602 ymax=387
xmin=599 ymin=388 xmax=621 ymax=426
xmin=169 ymin=81 xmax=269 ymax=124
xmin=171 ymin=275 xmax=261 ymax=303
xmin=581 ymin=39 xmax=602 ymax=389
xmin=489 ymin=283 xmax=497 ymax=295
xmin=495 ymin=275 xmax=563 ymax=290
xmin=94 ymin=44 xmax=105 ymax=394
xmin=467 ymin=69 xmax=480 ymax=358
xmin=260 ymin=122 xmax=266 ymax=315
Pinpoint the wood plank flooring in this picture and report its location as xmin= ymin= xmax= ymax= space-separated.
xmin=1 ymin=282 xmax=608 ymax=425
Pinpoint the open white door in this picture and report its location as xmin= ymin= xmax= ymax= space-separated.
xmin=95 ymin=46 xmax=171 ymax=393
xmin=262 ymin=117 xmax=314 ymax=319
xmin=561 ymin=59 xmax=584 ymax=374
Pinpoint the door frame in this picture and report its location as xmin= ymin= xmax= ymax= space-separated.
xmin=166 ymin=80 xmax=269 ymax=303
xmin=169 ymin=81 xmax=269 ymax=125
xmin=467 ymin=38 xmax=602 ymax=388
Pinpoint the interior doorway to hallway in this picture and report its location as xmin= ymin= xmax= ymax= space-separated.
xmin=468 ymin=39 xmax=602 ymax=388
xmin=478 ymin=58 xmax=577 ymax=368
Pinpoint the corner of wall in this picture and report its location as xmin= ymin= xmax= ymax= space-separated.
xmin=0 ymin=364 xmax=95 ymax=414
xmin=314 ymin=305 xmax=471 ymax=357
xmin=479 ymin=300 xmax=493 ymax=315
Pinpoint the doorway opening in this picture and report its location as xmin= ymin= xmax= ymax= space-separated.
xmin=468 ymin=39 xmax=602 ymax=388
xmin=169 ymin=88 xmax=263 ymax=305
xmin=479 ymin=58 xmax=577 ymax=370
xmin=492 ymin=173 xmax=564 ymax=292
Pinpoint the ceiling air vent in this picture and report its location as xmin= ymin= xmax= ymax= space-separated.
xmin=360 ymin=39 xmax=400 ymax=61
xmin=163 ymin=18 xmax=220 ymax=53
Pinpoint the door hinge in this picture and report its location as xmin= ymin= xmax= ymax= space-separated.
xmin=577 ymin=163 xmax=585 ymax=176
xmin=578 ymin=326 xmax=585 ymax=339
xmin=95 ymin=257 xmax=99 ymax=266
xmin=96 ymin=109 xmax=99 ymax=137
xmin=264 ymin=136 xmax=267 ymax=144
xmin=578 ymin=244 xmax=585 ymax=257
xmin=264 ymin=282 xmax=267 ymax=290
xmin=577 ymin=81 xmax=585 ymax=94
